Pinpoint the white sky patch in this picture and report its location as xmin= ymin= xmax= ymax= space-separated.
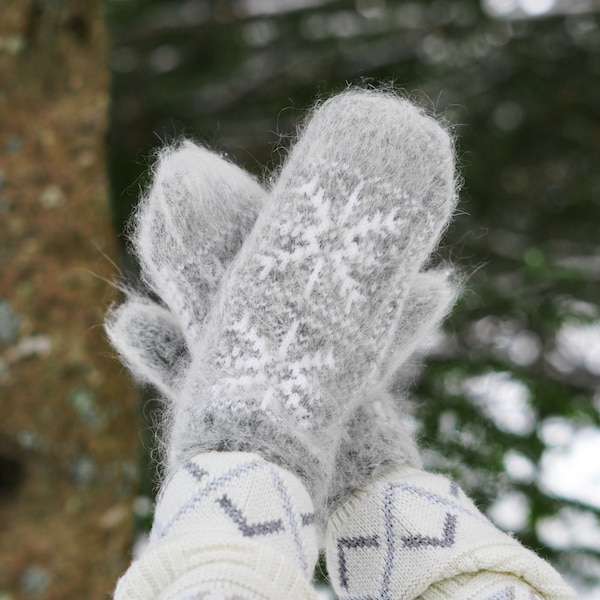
xmin=556 ymin=321 xmax=600 ymax=375
xmin=540 ymin=425 xmax=600 ymax=508
xmin=484 ymin=0 xmax=555 ymax=16
xmin=484 ymin=0 xmax=598 ymax=18
xmin=538 ymin=507 xmax=600 ymax=549
xmin=519 ymin=0 xmax=555 ymax=15
xmin=504 ymin=450 xmax=537 ymax=483
xmin=469 ymin=316 xmax=542 ymax=367
xmin=484 ymin=0 xmax=518 ymax=15
xmin=507 ymin=330 xmax=542 ymax=366
xmin=463 ymin=372 xmax=536 ymax=435
xmin=539 ymin=417 xmax=575 ymax=447
xmin=237 ymin=0 xmax=333 ymax=17
xmin=488 ymin=490 xmax=530 ymax=532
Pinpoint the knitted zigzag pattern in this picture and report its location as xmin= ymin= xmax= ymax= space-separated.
xmin=114 ymin=452 xmax=318 ymax=599
xmin=325 ymin=467 xmax=576 ymax=600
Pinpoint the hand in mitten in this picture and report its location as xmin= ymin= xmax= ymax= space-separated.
xmin=110 ymin=90 xmax=455 ymax=512
xmin=165 ymin=91 xmax=456 ymax=519
xmin=133 ymin=141 xmax=265 ymax=348
xmin=110 ymin=143 xmax=320 ymax=599
xmin=108 ymin=90 xmax=456 ymax=598
xmin=108 ymin=274 xmax=456 ymax=504
xmin=112 ymin=90 xmax=576 ymax=598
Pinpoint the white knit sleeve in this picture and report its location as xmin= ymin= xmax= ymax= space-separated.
xmin=115 ymin=452 xmax=319 ymax=600
xmin=325 ymin=466 xmax=576 ymax=600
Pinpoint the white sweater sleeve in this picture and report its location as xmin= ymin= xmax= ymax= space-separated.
xmin=114 ymin=452 xmax=319 ymax=600
xmin=325 ymin=466 xmax=576 ymax=600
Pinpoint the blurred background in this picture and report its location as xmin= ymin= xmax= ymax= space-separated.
xmin=1 ymin=0 xmax=599 ymax=598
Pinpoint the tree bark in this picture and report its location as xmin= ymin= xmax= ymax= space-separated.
xmin=0 ymin=1 xmax=139 ymax=598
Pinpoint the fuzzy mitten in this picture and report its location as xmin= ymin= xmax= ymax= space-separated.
xmin=107 ymin=273 xmax=455 ymax=499
xmin=133 ymin=141 xmax=265 ymax=347
xmin=114 ymin=452 xmax=319 ymax=599
xmin=108 ymin=92 xmax=457 ymax=517
xmin=325 ymin=467 xmax=576 ymax=600
xmin=108 ymin=93 xmax=576 ymax=599
xmin=330 ymin=270 xmax=457 ymax=504
xmin=106 ymin=140 xmax=266 ymax=402
xmin=160 ymin=91 xmax=455 ymax=519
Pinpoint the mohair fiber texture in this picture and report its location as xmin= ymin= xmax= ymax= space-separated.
xmin=105 ymin=140 xmax=268 ymax=399
xmin=107 ymin=272 xmax=456 ymax=508
xmin=132 ymin=141 xmax=265 ymax=348
xmin=106 ymin=295 xmax=188 ymax=402
xmin=107 ymin=89 xmax=458 ymax=522
xmin=107 ymin=89 xmax=577 ymax=600
xmin=333 ymin=271 xmax=457 ymax=504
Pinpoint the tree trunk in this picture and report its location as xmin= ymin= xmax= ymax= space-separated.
xmin=0 ymin=1 xmax=139 ymax=598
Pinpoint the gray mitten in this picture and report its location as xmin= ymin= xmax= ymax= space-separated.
xmin=107 ymin=90 xmax=457 ymax=520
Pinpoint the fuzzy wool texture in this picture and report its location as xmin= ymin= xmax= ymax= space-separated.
xmin=132 ymin=141 xmax=265 ymax=348
xmin=325 ymin=466 xmax=576 ymax=600
xmin=330 ymin=270 xmax=457 ymax=505
xmin=106 ymin=270 xmax=455 ymax=509
xmin=114 ymin=452 xmax=318 ymax=600
xmin=166 ymin=91 xmax=457 ymax=519
xmin=104 ymin=90 xmax=577 ymax=598
xmin=106 ymin=90 xmax=458 ymax=521
xmin=105 ymin=296 xmax=188 ymax=402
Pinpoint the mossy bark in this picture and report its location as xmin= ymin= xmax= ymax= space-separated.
xmin=0 ymin=1 xmax=139 ymax=597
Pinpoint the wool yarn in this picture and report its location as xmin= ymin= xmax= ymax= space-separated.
xmin=114 ymin=452 xmax=318 ymax=600
xmin=107 ymin=90 xmax=457 ymax=519
xmin=329 ymin=271 xmax=457 ymax=506
xmin=106 ymin=296 xmax=188 ymax=402
xmin=107 ymin=270 xmax=456 ymax=509
xmin=113 ymin=455 xmax=576 ymax=599
xmin=108 ymin=90 xmax=576 ymax=600
xmin=163 ymin=90 xmax=456 ymax=518
xmin=132 ymin=141 xmax=265 ymax=348
xmin=325 ymin=467 xmax=576 ymax=600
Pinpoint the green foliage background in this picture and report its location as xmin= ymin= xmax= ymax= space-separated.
xmin=105 ymin=0 xmax=600 ymax=593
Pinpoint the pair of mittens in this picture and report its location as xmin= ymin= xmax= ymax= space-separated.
xmin=107 ymin=91 xmax=458 ymax=520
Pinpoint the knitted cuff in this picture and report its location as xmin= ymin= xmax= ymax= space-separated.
xmin=115 ymin=452 xmax=319 ymax=599
xmin=325 ymin=467 xmax=576 ymax=600
xmin=422 ymin=572 xmax=549 ymax=600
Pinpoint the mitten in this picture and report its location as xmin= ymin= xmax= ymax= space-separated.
xmin=110 ymin=143 xmax=321 ymax=599
xmin=159 ymin=90 xmax=456 ymax=519
xmin=107 ymin=91 xmax=457 ymax=518
xmin=108 ymin=90 xmax=576 ymax=600
xmin=133 ymin=141 xmax=264 ymax=348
